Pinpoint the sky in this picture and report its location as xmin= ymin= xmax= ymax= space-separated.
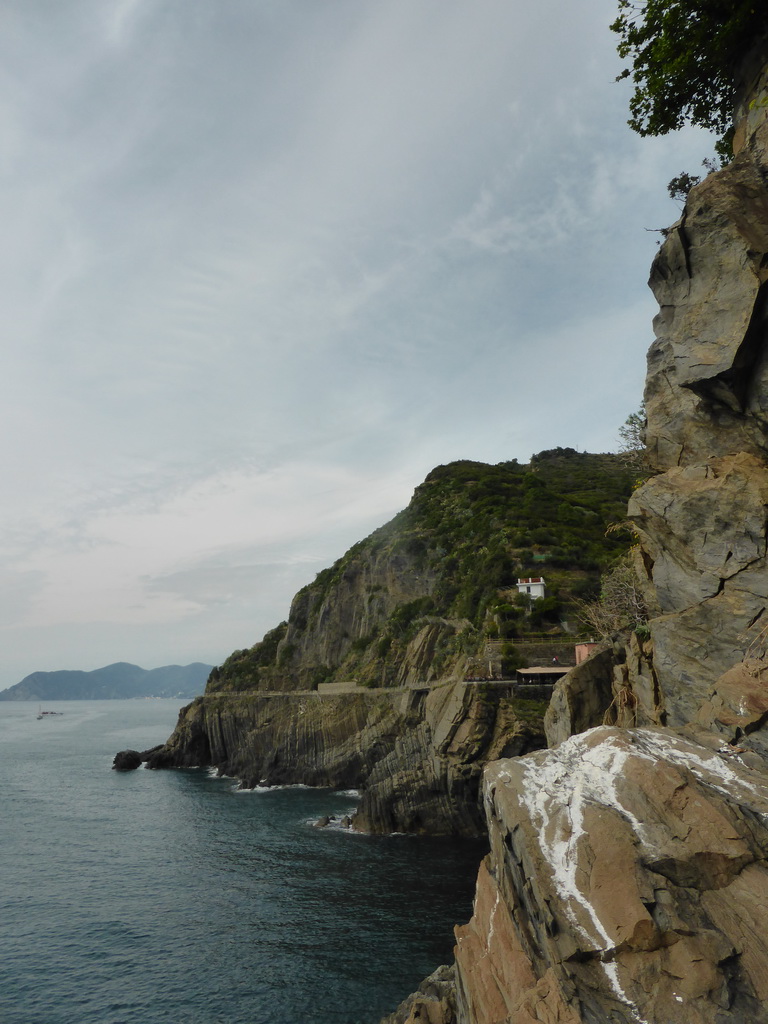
xmin=0 ymin=0 xmax=717 ymax=686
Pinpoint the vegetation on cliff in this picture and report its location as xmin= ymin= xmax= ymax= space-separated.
xmin=612 ymin=0 xmax=768 ymax=155
xmin=208 ymin=449 xmax=637 ymax=694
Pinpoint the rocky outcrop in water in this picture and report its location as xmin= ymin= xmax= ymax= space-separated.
xmin=112 ymin=749 xmax=143 ymax=770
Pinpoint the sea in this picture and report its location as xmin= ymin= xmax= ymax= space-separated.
xmin=0 ymin=700 xmax=485 ymax=1024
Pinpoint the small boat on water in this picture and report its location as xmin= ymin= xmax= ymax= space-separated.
xmin=36 ymin=707 xmax=63 ymax=719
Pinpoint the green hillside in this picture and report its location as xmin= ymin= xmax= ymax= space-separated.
xmin=209 ymin=449 xmax=637 ymax=692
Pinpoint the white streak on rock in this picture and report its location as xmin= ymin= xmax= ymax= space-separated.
xmin=485 ymin=725 xmax=768 ymax=1021
xmin=627 ymin=729 xmax=768 ymax=811
xmin=498 ymin=728 xmax=676 ymax=1024
xmin=487 ymin=889 xmax=500 ymax=948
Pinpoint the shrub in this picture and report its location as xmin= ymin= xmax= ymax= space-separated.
xmin=577 ymin=554 xmax=648 ymax=641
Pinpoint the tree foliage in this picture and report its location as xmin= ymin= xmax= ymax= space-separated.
xmin=617 ymin=405 xmax=646 ymax=469
xmin=611 ymin=1 xmax=768 ymax=154
xmin=667 ymin=171 xmax=703 ymax=202
xmin=577 ymin=553 xmax=649 ymax=642
xmin=667 ymin=159 xmax=720 ymax=202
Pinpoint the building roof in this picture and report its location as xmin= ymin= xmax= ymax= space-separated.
xmin=517 ymin=577 xmax=545 ymax=585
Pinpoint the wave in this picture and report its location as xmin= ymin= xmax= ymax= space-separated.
xmin=233 ymin=782 xmax=313 ymax=794
xmin=305 ymin=814 xmax=363 ymax=834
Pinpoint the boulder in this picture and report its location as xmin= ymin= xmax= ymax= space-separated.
xmin=380 ymin=965 xmax=457 ymax=1024
xmin=454 ymin=727 xmax=768 ymax=1024
xmin=112 ymin=749 xmax=142 ymax=771
xmin=544 ymin=646 xmax=614 ymax=746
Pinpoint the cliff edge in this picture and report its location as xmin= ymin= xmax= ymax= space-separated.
xmin=433 ymin=50 xmax=768 ymax=1024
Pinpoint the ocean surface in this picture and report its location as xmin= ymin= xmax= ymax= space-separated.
xmin=0 ymin=700 xmax=485 ymax=1024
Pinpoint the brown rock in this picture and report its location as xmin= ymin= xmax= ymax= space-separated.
xmin=454 ymin=728 xmax=768 ymax=1023
xmin=379 ymin=965 xmax=458 ymax=1024
xmin=694 ymin=660 xmax=768 ymax=757
xmin=544 ymin=646 xmax=614 ymax=746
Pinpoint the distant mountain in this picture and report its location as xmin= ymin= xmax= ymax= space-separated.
xmin=0 ymin=662 xmax=213 ymax=701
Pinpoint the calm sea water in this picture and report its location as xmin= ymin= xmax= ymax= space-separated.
xmin=0 ymin=700 xmax=484 ymax=1024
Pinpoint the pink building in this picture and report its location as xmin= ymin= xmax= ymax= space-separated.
xmin=575 ymin=642 xmax=601 ymax=664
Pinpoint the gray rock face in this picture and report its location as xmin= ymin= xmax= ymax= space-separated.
xmin=629 ymin=452 xmax=768 ymax=725
xmin=354 ymin=681 xmax=544 ymax=835
xmin=644 ymin=120 xmax=768 ymax=471
xmin=112 ymin=749 xmax=142 ymax=770
xmin=278 ymin=551 xmax=443 ymax=690
xmin=623 ymin=103 xmax=768 ymax=738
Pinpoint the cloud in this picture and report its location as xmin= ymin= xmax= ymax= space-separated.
xmin=0 ymin=0 xmax=722 ymax=684
xmin=102 ymin=0 xmax=150 ymax=46
xmin=0 ymin=459 xmax=416 ymax=635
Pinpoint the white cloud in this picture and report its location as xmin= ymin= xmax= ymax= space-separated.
xmin=0 ymin=0 xmax=717 ymax=685
xmin=103 ymin=0 xmax=150 ymax=46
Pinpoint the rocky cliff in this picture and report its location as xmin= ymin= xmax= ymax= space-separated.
xmin=145 ymin=681 xmax=545 ymax=837
xmin=134 ymin=60 xmax=768 ymax=1023
xmin=205 ymin=453 xmax=634 ymax=694
xmin=141 ymin=452 xmax=632 ymax=837
xmin=453 ymin=727 xmax=768 ymax=1024
xmin=414 ymin=49 xmax=768 ymax=1024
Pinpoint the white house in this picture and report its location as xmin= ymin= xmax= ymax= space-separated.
xmin=516 ymin=576 xmax=546 ymax=600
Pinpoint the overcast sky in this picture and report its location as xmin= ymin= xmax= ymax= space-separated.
xmin=0 ymin=0 xmax=715 ymax=686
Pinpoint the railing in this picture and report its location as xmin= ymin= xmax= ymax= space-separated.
xmin=484 ymin=636 xmax=592 ymax=649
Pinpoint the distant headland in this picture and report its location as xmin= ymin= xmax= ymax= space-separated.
xmin=0 ymin=662 xmax=212 ymax=701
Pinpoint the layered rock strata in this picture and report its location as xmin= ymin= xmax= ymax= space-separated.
xmin=146 ymin=681 xmax=545 ymax=837
xmin=631 ymin=110 xmax=768 ymax=736
xmin=546 ymin=56 xmax=768 ymax=752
